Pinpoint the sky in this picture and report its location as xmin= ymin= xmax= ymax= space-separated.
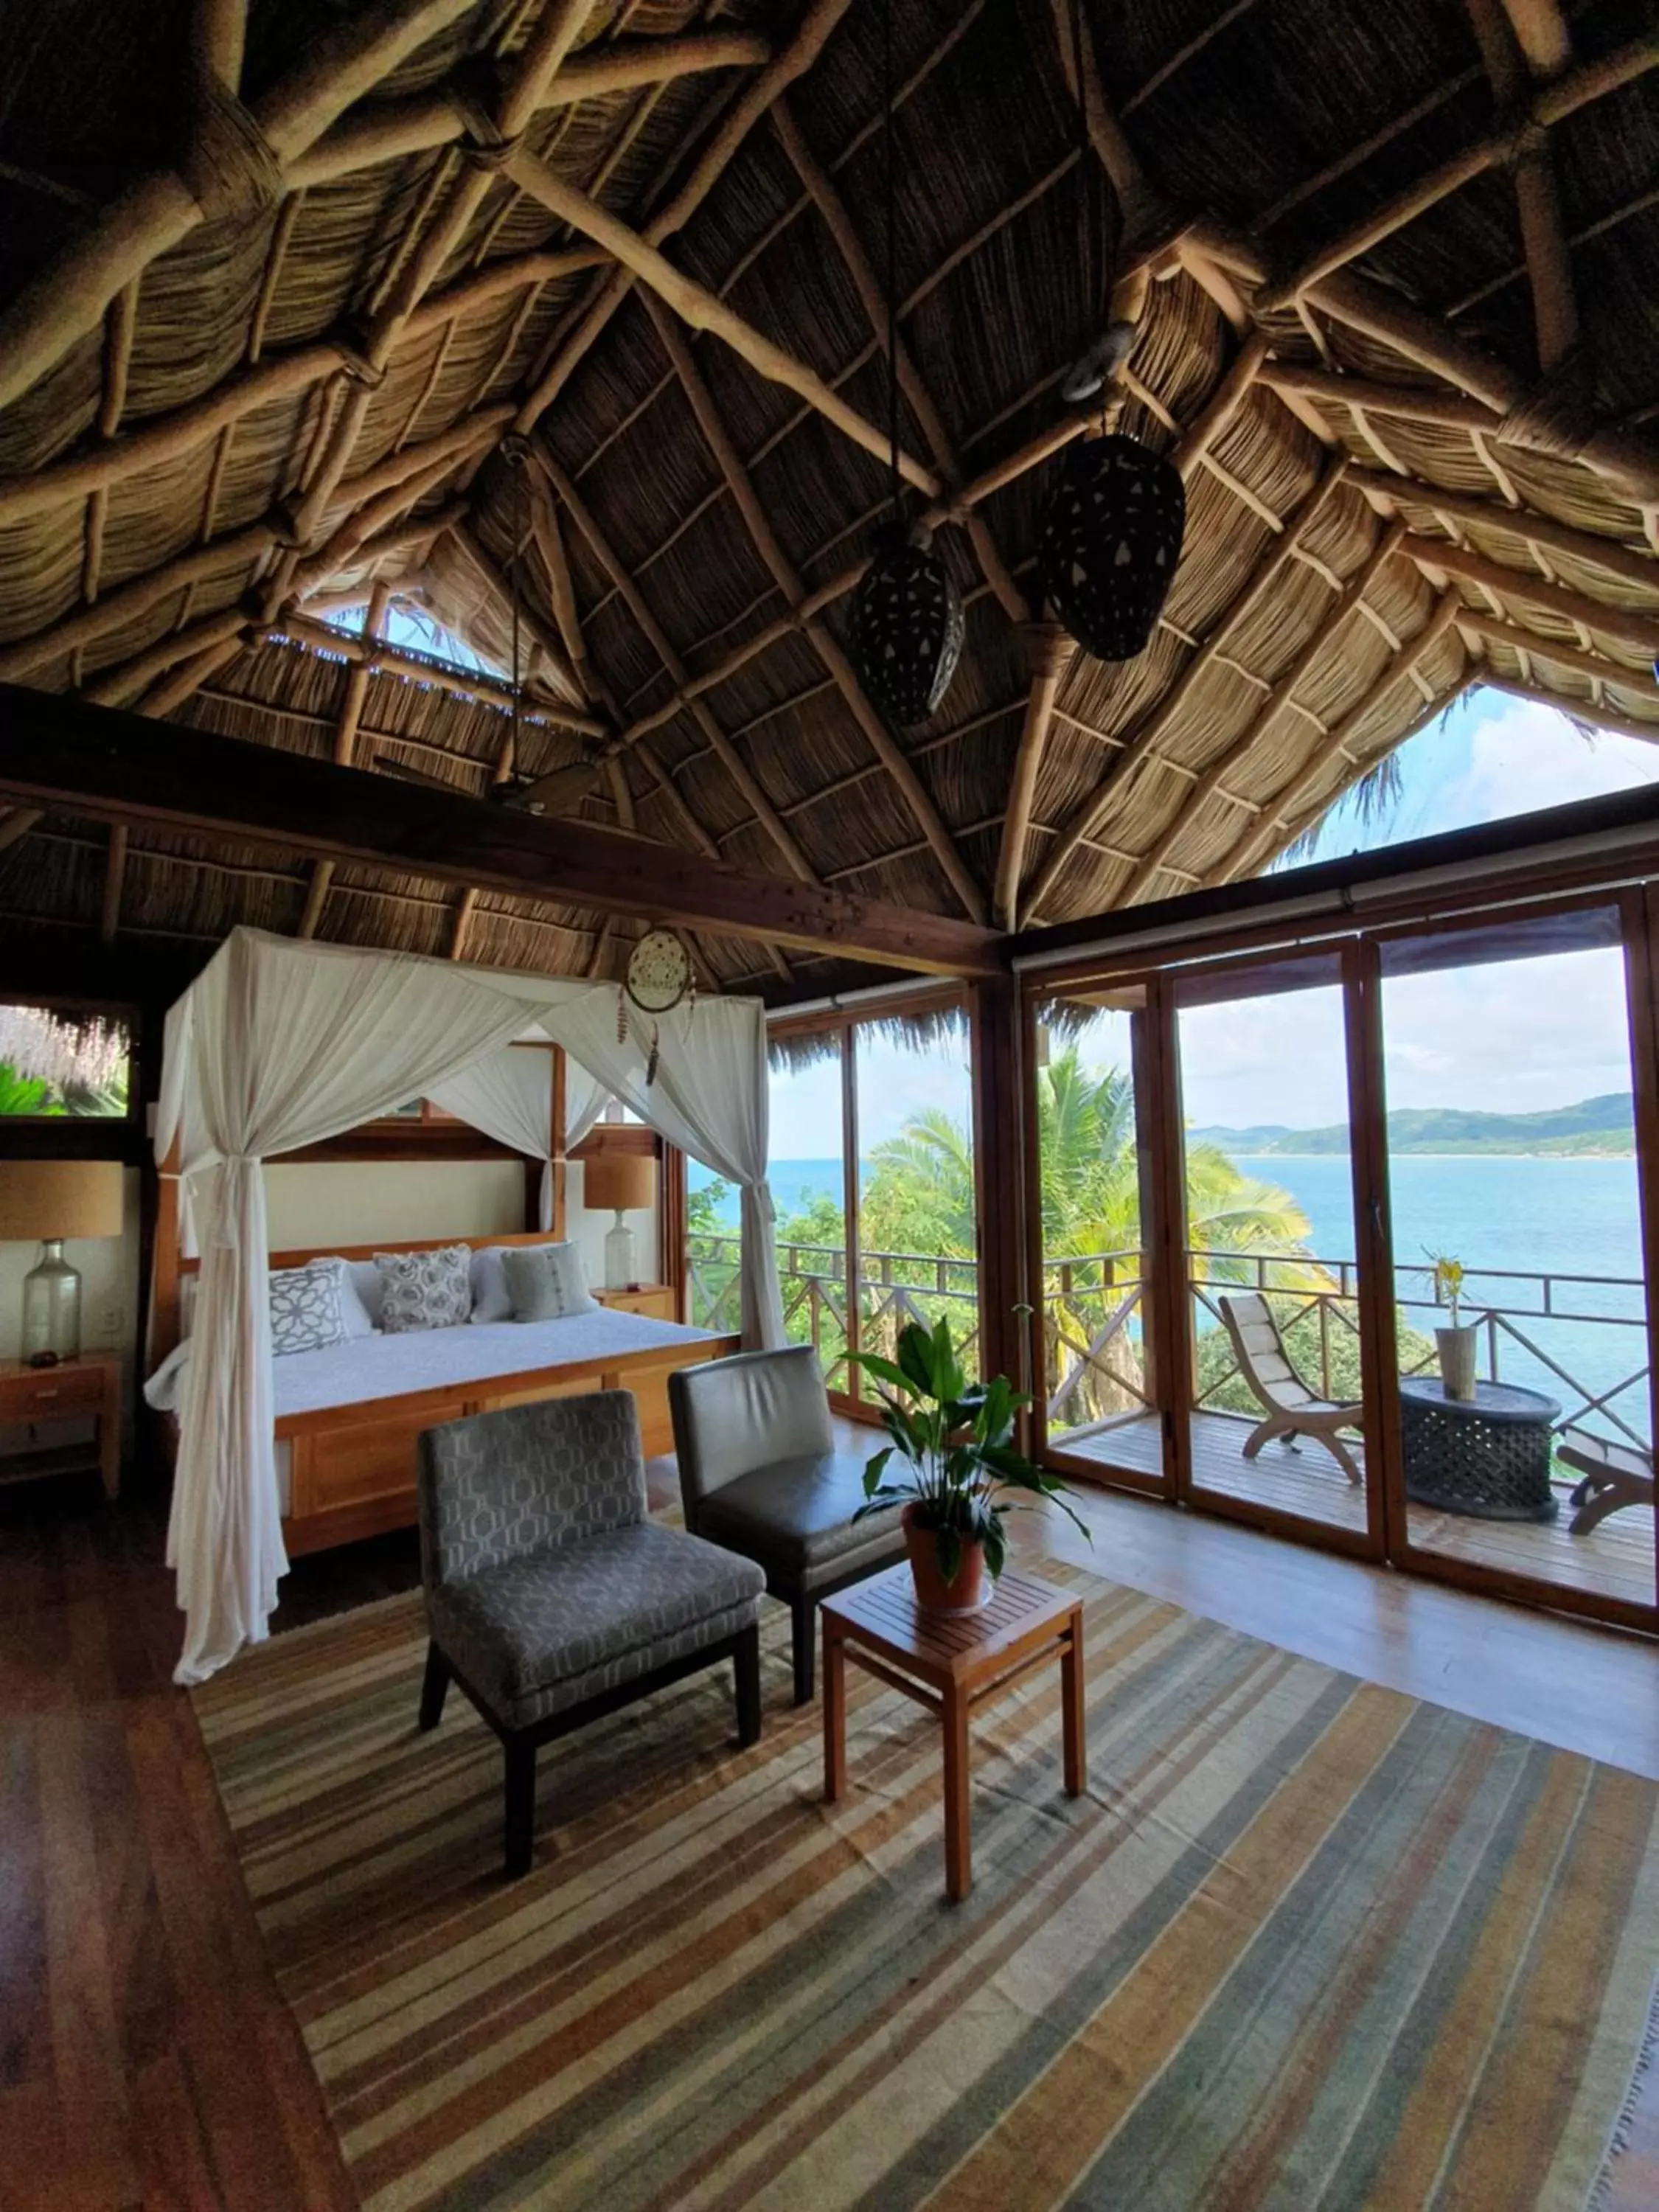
xmin=764 ymin=688 xmax=1659 ymax=1155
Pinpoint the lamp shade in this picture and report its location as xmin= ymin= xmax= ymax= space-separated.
xmin=583 ymin=1151 xmax=655 ymax=1214
xmin=0 ymin=1159 xmax=123 ymax=1240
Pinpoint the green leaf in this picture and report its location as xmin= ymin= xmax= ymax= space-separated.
xmin=847 ymin=1351 xmax=913 ymax=1394
xmin=896 ymin=1323 xmax=937 ymax=1397
xmin=936 ymin=1523 xmax=962 ymax=1587
xmin=861 ymin=1446 xmax=893 ymax=1495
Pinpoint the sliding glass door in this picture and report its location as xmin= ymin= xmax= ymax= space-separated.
xmin=1169 ymin=948 xmax=1382 ymax=1549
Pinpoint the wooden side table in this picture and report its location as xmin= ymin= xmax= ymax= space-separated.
xmin=593 ymin=1284 xmax=678 ymax=1321
xmin=0 ymin=1354 xmax=123 ymax=1498
xmin=821 ymin=1563 xmax=1085 ymax=1902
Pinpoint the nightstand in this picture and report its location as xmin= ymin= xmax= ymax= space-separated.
xmin=0 ymin=1353 xmax=123 ymax=1498
xmin=594 ymin=1284 xmax=678 ymax=1321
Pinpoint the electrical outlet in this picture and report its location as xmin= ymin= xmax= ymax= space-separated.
xmin=90 ymin=1302 xmax=122 ymax=1349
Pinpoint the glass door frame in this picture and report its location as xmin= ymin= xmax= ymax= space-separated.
xmin=1021 ymin=971 xmax=1186 ymax=1498
xmin=1019 ymin=882 xmax=1659 ymax=1638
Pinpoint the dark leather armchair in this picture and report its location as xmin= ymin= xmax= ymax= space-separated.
xmin=417 ymin=1389 xmax=765 ymax=1877
xmin=669 ymin=1346 xmax=905 ymax=1704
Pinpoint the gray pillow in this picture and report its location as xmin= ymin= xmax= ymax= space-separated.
xmin=269 ymin=1261 xmax=351 ymax=1357
xmin=501 ymin=1242 xmax=599 ymax=1322
xmin=374 ymin=1244 xmax=473 ymax=1334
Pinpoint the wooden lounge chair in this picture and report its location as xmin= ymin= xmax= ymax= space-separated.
xmin=1557 ymin=1430 xmax=1655 ymax=1535
xmin=1219 ymin=1291 xmax=1364 ymax=1486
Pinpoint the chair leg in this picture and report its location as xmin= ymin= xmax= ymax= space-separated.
xmin=734 ymin=1623 xmax=762 ymax=1747
xmin=503 ymin=1733 xmax=538 ymax=1880
xmin=790 ymin=1590 xmax=815 ymax=1705
xmin=418 ymin=1641 xmax=451 ymax=1731
xmin=1322 ymin=1430 xmax=1365 ymax=1486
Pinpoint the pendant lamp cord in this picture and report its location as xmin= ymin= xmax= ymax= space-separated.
xmin=1068 ymin=0 xmax=1110 ymax=434
xmin=882 ymin=0 xmax=901 ymax=531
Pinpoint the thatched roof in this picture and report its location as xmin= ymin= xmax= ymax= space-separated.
xmin=1 ymin=0 xmax=1657 ymax=994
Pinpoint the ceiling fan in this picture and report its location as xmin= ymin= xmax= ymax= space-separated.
xmin=372 ymin=748 xmax=606 ymax=815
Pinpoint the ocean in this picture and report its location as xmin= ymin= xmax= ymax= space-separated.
xmin=694 ymin=1152 xmax=1651 ymax=1436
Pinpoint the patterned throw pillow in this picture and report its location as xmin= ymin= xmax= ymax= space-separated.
xmin=374 ymin=1245 xmax=473 ymax=1334
xmin=501 ymin=1241 xmax=599 ymax=1322
xmin=268 ymin=1262 xmax=352 ymax=1357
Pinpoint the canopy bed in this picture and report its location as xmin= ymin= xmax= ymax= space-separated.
xmin=150 ymin=928 xmax=782 ymax=1685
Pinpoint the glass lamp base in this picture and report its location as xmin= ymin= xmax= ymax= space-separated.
xmin=604 ymin=1214 xmax=637 ymax=1290
xmin=22 ymin=1239 xmax=83 ymax=1363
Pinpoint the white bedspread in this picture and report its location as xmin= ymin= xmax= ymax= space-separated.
xmin=146 ymin=1310 xmax=721 ymax=1420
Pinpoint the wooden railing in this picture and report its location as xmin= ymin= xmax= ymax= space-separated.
xmin=689 ymin=1229 xmax=1651 ymax=1447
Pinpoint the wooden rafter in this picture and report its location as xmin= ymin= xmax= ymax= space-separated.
xmin=1023 ymin=453 xmax=1353 ymax=922
xmin=299 ymin=583 xmax=389 ymax=942
xmin=637 ymin=297 xmax=987 ymax=923
xmin=1346 ymin=465 xmax=1659 ymax=596
xmin=1481 ymin=673 xmax=1659 ymax=747
xmin=0 ymin=685 xmax=1002 ymax=978
xmin=1119 ymin=521 xmax=1410 ymax=902
xmin=1401 ymin=534 xmax=1659 ymax=658
xmin=1220 ymin=594 xmax=1465 ymax=881
xmin=1453 ymin=608 xmax=1659 ymax=701
xmin=995 ymin=625 xmax=1075 ymax=930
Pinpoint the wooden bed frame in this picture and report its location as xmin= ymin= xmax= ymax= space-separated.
xmin=160 ymin=1231 xmax=740 ymax=1557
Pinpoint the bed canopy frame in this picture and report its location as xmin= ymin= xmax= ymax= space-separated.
xmin=156 ymin=925 xmax=779 ymax=1682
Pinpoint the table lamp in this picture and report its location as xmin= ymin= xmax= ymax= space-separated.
xmin=0 ymin=1160 xmax=124 ymax=1363
xmin=582 ymin=1151 xmax=655 ymax=1288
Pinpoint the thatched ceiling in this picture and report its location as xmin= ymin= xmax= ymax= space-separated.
xmin=1 ymin=0 xmax=1657 ymax=993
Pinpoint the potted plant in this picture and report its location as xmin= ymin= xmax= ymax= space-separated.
xmin=1426 ymin=1250 xmax=1477 ymax=1401
xmin=849 ymin=1314 xmax=1089 ymax=1611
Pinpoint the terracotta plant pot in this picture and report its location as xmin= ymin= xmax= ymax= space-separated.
xmin=902 ymin=1503 xmax=987 ymax=1612
xmin=1436 ymin=1324 xmax=1478 ymax=1402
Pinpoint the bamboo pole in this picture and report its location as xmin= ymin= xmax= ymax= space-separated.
xmin=534 ymin=438 xmax=820 ymax=886
xmin=525 ymin=469 xmax=590 ymax=694
xmin=506 ymin=150 xmax=939 ymax=498
xmin=1453 ymin=608 xmax=1659 ymax=696
xmin=80 ymin=607 xmax=251 ymax=708
xmin=274 ymin=608 xmax=606 ymax=734
xmin=1259 ymin=32 xmax=1657 ymax=315
xmin=1499 ymin=0 xmax=1572 ymax=74
xmin=0 ymin=522 xmax=273 ymax=684
xmin=1259 ymin=363 xmax=1500 ymax=434
xmin=636 ymin=302 xmax=987 ymax=921
xmin=298 ymin=863 xmax=335 ymax=940
xmin=99 ymin=826 xmax=128 ymax=945
xmin=448 ymin=886 xmax=478 ymax=960
xmin=0 ymin=811 xmax=45 ymax=857
xmin=1465 ymin=0 xmax=1579 ymax=375
xmin=1120 ymin=523 xmax=1410 ymax=902
xmin=995 ymin=625 xmax=1076 ymax=929
xmin=1402 ymin=533 xmax=1659 ymax=656
xmin=1346 ymin=465 xmax=1659 ymax=595
xmin=1021 ymin=453 xmax=1353 ymax=922
xmin=770 ymin=97 xmax=1026 ymax=625
xmin=137 ymin=633 xmax=246 ymax=718
xmin=290 ymin=31 xmax=771 ymax=188
xmin=0 ymin=0 xmax=476 ymax=414
xmin=448 ymin=522 xmax=588 ymax=709
xmin=1481 ymin=672 xmax=1659 ymax=745
xmin=514 ymin=0 xmax=858 ymax=431
xmin=1221 ymin=595 xmax=1465 ymax=880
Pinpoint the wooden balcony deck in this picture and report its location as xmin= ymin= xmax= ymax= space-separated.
xmin=1056 ymin=1409 xmax=1656 ymax=1611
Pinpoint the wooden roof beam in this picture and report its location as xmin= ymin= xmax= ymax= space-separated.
xmin=506 ymin=151 xmax=939 ymax=499
xmin=0 ymin=522 xmax=274 ymax=686
xmin=515 ymin=0 xmax=858 ymax=431
xmin=1402 ymin=534 xmax=1659 ymax=657
xmin=0 ymin=686 xmax=1003 ymax=979
xmin=0 ymin=0 xmax=476 ymax=415
xmin=289 ymin=32 xmax=773 ymax=187
xmin=1464 ymin=0 xmax=1579 ymax=374
xmin=1480 ymin=673 xmax=1659 ymax=746
xmin=1022 ymin=453 xmax=1352 ymax=922
xmin=995 ymin=626 xmax=1076 ymax=930
xmin=1346 ymin=464 xmax=1659 ymax=595
xmin=1220 ymin=595 xmax=1465 ymax=881
xmin=1120 ymin=521 xmax=1411 ymax=902
xmin=1453 ymin=608 xmax=1659 ymax=698
xmin=1258 ymin=31 xmax=1658 ymax=315
xmin=636 ymin=300 xmax=987 ymax=925
xmin=298 ymin=583 xmax=390 ymax=943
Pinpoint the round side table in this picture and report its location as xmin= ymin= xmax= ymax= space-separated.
xmin=1399 ymin=1377 xmax=1561 ymax=1522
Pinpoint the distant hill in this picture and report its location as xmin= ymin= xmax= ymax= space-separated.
xmin=1190 ymin=1093 xmax=1635 ymax=1158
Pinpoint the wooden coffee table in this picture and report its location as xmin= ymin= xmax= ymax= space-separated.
xmin=821 ymin=1562 xmax=1085 ymax=1902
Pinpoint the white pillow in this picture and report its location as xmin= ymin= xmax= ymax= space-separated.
xmin=501 ymin=1241 xmax=599 ymax=1322
xmin=469 ymin=1246 xmax=513 ymax=1324
xmin=346 ymin=1259 xmax=384 ymax=1329
xmin=269 ymin=1261 xmax=351 ymax=1357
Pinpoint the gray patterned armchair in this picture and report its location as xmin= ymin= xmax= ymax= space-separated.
xmin=417 ymin=1388 xmax=765 ymax=1877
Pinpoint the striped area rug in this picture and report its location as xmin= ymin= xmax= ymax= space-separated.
xmin=194 ymin=1565 xmax=1659 ymax=2212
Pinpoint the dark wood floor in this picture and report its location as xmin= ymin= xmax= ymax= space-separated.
xmin=4 ymin=1444 xmax=1657 ymax=2211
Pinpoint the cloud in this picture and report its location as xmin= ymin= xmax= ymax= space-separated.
xmin=1438 ymin=694 xmax=1659 ymax=825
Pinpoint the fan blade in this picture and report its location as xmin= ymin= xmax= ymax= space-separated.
xmin=499 ymin=760 xmax=603 ymax=815
xmin=372 ymin=754 xmax=460 ymax=792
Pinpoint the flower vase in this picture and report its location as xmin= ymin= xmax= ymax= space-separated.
xmin=1436 ymin=1324 xmax=1478 ymax=1402
xmin=901 ymin=1505 xmax=987 ymax=1613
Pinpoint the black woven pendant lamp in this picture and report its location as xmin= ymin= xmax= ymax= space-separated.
xmin=848 ymin=0 xmax=963 ymax=726
xmin=1036 ymin=0 xmax=1185 ymax=664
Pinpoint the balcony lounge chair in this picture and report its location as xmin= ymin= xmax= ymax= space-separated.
xmin=417 ymin=1390 xmax=765 ymax=1879
xmin=1219 ymin=1290 xmax=1364 ymax=1486
xmin=670 ymin=1346 xmax=906 ymax=1705
xmin=1557 ymin=1430 xmax=1655 ymax=1535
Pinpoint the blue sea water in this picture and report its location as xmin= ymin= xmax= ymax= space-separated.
xmin=691 ymin=1153 xmax=1651 ymax=1436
